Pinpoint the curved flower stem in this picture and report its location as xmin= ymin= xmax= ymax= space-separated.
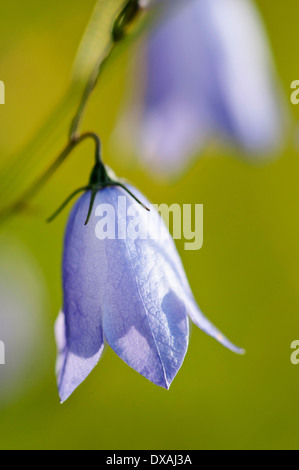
xmin=70 ymin=0 xmax=141 ymax=140
xmin=69 ymin=42 xmax=115 ymax=141
xmin=0 ymin=0 xmax=142 ymax=225
xmin=0 ymin=132 xmax=100 ymax=224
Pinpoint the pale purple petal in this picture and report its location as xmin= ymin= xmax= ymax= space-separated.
xmin=95 ymin=187 xmax=189 ymax=389
xmin=124 ymin=185 xmax=244 ymax=355
xmin=55 ymin=193 xmax=105 ymax=403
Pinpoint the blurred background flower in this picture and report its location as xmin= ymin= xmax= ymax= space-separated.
xmin=0 ymin=234 xmax=50 ymax=406
xmin=114 ymin=0 xmax=289 ymax=178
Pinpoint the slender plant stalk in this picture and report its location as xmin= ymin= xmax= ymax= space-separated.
xmin=0 ymin=132 xmax=100 ymax=223
xmin=69 ymin=42 xmax=115 ymax=140
xmin=0 ymin=0 xmax=142 ymax=224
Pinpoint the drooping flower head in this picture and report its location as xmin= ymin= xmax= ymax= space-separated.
xmin=115 ymin=0 xmax=287 ymax=177
xmin=55 ymin=166 xmax=243 ymax=403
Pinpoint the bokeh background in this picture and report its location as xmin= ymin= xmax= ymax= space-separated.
xmin=0 ymin=0 xmax=298 ymax=450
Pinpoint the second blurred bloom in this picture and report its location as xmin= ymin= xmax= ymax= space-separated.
xmin=116 ymin=0 xmax=288 ymax=178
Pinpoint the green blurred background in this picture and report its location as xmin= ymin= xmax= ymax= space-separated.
xmin=0 ymin=0 xmax=298 ymax=450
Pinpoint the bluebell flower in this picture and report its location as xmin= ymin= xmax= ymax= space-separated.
xmin=55 ymin=184 xmax=243 ymax=403
xmin=116 ymin=0 xmax=287 ymax=177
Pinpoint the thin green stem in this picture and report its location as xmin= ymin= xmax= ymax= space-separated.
xmin=0 ymin=0 xmax=143 ymax=225
xmin=69 ymin=0 xmax=141 ymax=139
xmin=0 ymin=132 xmax=100 ymax=223
xmin=69 ymin=42 xmax=115 ymax=140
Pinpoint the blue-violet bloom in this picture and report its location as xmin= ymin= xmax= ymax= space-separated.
xmin=55 ymin=185 xmax=243 ymax=403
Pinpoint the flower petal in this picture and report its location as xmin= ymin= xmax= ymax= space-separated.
xmin=56 ymin=184 xmax=243 ymax=401
xmin=98 ymin=186 xmax=242 ymax=388
xmin=97 ymin=188 xmax=189 ymax=388
xmin=127 ymin=185 xmax=244 ymax=355
xmin=55 ymin=193 xmax=105 ymax=403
